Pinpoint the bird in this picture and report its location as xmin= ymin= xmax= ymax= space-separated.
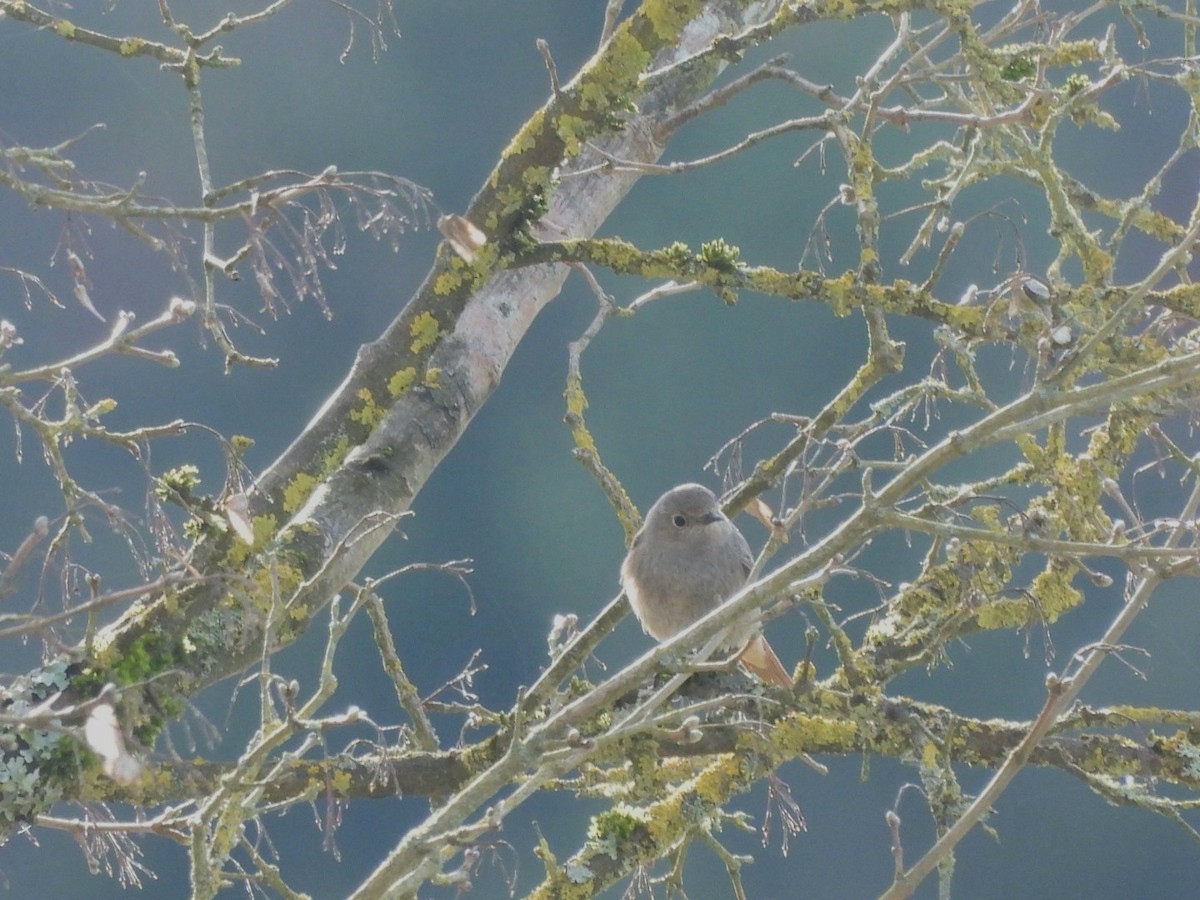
xmin=620 ymin=483 xmax=791 ymax=686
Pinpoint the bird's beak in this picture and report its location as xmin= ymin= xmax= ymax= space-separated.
xmin=701 ymin=511 xmax=723 ymax=524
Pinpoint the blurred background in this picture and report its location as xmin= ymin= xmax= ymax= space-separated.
xmin=1 ymin=2 xmax=1198 ymax=897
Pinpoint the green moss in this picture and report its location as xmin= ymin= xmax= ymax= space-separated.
xmin=588 ymin=804 xmax=649 ymax=846
xmin=37 ymin=734 xmax=80 ymax=783
xmin=522 ymin=165 xmax=552 ymax=190
xmin=111 ymin=632 xmax=182 ymax=686
xmin=133 ymin=714 xmax=165 ymax=747
xmin=1000 ymin=54 xmax=1035 ymax=80
xmin=511 ymin=187 xmax=551 ymax=239
xmin=493 ymin=184 xmax=529 ymax=221
xmin=67 ymin=666 xmax=108 ymax=699
xmin=158 ymin=694 xmax=184 ymax=720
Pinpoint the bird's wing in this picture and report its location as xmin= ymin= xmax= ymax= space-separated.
xmin=738 ymin=634 xmax=792 ymax=687
xmin=735 ymin=529 xmax=753 ymax=578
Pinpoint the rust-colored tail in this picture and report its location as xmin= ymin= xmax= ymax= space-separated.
xmin=738 ymin=633 xmax=792 ymax=687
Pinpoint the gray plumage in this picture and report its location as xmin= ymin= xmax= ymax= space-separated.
xmin=620 ymin=483 xmax=791 ymax=685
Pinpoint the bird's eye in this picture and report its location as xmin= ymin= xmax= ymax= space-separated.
xmin=672 ymin=514 xmax=687 ymax=527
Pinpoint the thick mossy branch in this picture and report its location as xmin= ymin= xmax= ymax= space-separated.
xmin=527 ymin=687 xmax=1200 ymax=896
xmin=86 ymin=687 xmax=1200 ymax=817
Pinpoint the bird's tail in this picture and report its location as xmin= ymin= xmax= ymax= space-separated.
xmin=738 ymin=633 xmax=792 ymax=687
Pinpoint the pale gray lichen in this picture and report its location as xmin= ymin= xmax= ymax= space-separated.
xmin=566 ymin=862 xmax=595 ymax=884
xmin=0 ymin=661 xmax=73 ymax=840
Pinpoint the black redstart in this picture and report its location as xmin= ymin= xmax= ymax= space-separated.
xmin=620 ymin=483 xmax=791 ymax=686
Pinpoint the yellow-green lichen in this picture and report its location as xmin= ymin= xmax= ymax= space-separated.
xmin=84 ymin=398 xmax=117 ymax=417
xmin=564 ymin=373 xmax=597 ymax=454
xmin=423 ymin=367 xmax=441 ymax=388
xmin=283 ymin=473 xmax=319 ymax=515
xmin=54 ymin=18 xmax=75 ymax=37
xmin=1028 ymin=566 xmax=1085 ymax=622
xmin=682 ymin=754 xmax=744 ymax=810
xmin=642 ymin=0 xmax=702 ymax=43
xmin=230 ymin=434 xmax=255 ymax=456
xmin=770 ymin=713 xmax=859 ymax=759
xmin=248 ymin=558 xmax=305 ymax=613
xmin=434 ymin=265 xmax=469 ymax=295
xmin=577 ymin=28 xmax=651 ymax=112
xmin=388 ymin=367 xmax=418 ymax=397
xmin=1064 ymin=72 xmax=1090 ymax=97
xmin=409 ymin=311 xmax=441 ymax=354
xmin=565 ymin=372 xmax=589 ymax=418
xmin=330 ymin=767 xmax=353 ymax=794
xmin=921 ymin=738 xmax=942 ymax=769
xmin=493 ymin=184 xmax=528 ymax=220
xmin=698 ymin=238 xmax=741 ymax=271
xmin=321 ymin=433 xmax=353 ymax=476
xmin=974 ymin=565 xmax=1082 ymax=630
xmin=350 ymin=387 xmax=386 ymax=428
xmin=249 ymin=515 xmax=280 ymax=549
xmin=824 ymin=271 xmax=859 ymax=318
xmin=119 ymin=37 xmax=145 ymax=56
xmin=155 ymin=464 xmax=201 ymax=500
xmin=626 ymin=737 xmax=663 ymax=795
xmin=522 ymin=165 xmax=552 ymax=189
xmin=555 ymin=115 xmax=588 ymax=157
xmin=505 ymin=109 xmax=543 ymax=157
xmin=279 ymin=434 xmax=352 ymax=520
